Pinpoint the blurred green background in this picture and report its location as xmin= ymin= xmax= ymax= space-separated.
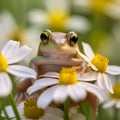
xmin=0 ymin=0 xmax=120 ymax=119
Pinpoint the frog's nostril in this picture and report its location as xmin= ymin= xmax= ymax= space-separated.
xmin=54 ymin=39 xmax=66 ymax=45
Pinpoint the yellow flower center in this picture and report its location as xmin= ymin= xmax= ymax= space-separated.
xmin=59 ymin=68 xmax=77 ymax=85
xmin=24 ymin=98 xmax=44 ymax=119
xmin=110 ymin=83 xmax=120 ymax=99
xmin=0 ymin=53 xmax=8 ymax=72
xmin=47 ymin=9 xmax=68 ymax=31
xmin=91 ymin=54 xmax=109 ymax=73
xmin=90 ymin=0 xmax=113 ymax=13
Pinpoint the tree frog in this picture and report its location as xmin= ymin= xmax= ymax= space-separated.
xmin=16 ymin=29 xmax=97 ymax=117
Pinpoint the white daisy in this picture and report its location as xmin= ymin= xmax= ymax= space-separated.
xmin=28 ymin=0 xmax=90 ymax=33
xmin=76 ymin=42 xmax=120 ymax=93
xmin=103 ymin=82 xmax=120 ymax=109
xmin=72 ymin=0 xmax=120 ymax=19
xmin=27 ymin=67 xmax=104 ymax=109
xmin=0 ymin=11 xmax=40 ymax=64
xmin=1 ymin=98 xmax=64 ymax=120
xmin=0 ymin=40 xmax=37 ymax=97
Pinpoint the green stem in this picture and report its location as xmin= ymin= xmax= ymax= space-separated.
xmin=9 ymin=93 xmax=21 ymax=120
xmin=113 ymin=107 xmax=119 ymax=120
xmin=0 ymin=102 xmax=9 ymax=119
xmin=64 ymin=98 xmax=70 ymax=120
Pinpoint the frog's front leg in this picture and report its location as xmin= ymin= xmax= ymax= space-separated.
xmin=16 ymin=78 xmax=32 ymax=105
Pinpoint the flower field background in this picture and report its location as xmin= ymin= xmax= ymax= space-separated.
xmin=0 ymin=0 xmax=120 ymax=120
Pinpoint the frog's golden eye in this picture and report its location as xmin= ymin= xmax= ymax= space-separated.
xmin=68 ymin=32 xmax=78 ymax=46
xmin=40 ymin=31 xmax=49 ymax=44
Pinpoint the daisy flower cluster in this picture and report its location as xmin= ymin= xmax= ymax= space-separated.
xmin=1 ymin=39 xmax=120 ymax=120
xmin=26 ymin=42 xmax=120 ymax=120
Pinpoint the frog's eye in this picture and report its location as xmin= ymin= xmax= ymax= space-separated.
xmin=68 ymin=32 xmax=78 ymax=46
xmin=40 ymin=31 xmax=49 ymax=44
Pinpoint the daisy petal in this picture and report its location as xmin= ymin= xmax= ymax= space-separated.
xmin=46 ymin=107 xmax=64 ymax=118
xmin=68 ymin=84 xmax=87 ymax=102
xmin=7 ymin=45 xmax=32 ymax=64
xmin=103 ymin=74 xmax=113 ymax=93
xmin=77 ymin=71 xmax=98 ymax=81
xmin=53 ymin=85 xmax=68 ymax=103
xmin=28 ymin=9 xmax=47 ymax=25
xmin=7 ymin=65 xmax=37 ymax=79
xmin=76 ymin=48 xmax=97 ymax=71
xmin=2 ymin=106 xmax=15 ymax=118
xmin=82 ymin=42 xmax=95 ymax=59
xmin=43 ymin=113 xmax=64 ymax=120
xmin=116 ymin=101 xmax=120 ymax=109
xmin=76 ymin=48 xmax=90 ymax=63
xmin=80 ymin=82 xmax=104 ymax=102
xmin=40 ymin=72 xmax=59 ymax=78
xmin=27 ymin=78 xmax=58 ymax=95
xmin=66 ymin=16 xmax=90 ymax=33
xmin=106 ymin=65 xmax=120 ymax=75
xmin=37 ymin=85 xmax=58 ymax=109
xmin=17 ymin=102 xmax=24 ymax=115
xmin=97 ymin=73 xmax=105 ymax=89
xmin=103 ymin=100 xmax=116 ymax=109
xmin=0 ymin=73 xmax=12 ymax=97
xmin=1 ymin=40 xmax=19 ymax=59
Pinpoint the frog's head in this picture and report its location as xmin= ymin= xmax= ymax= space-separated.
xmin=38 ymin=29 xmax=79 ymax=59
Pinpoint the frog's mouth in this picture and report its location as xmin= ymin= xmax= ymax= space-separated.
xmin=40 ymin=48 xmax=77 ymax=59
xmin=42 ymin=50 xmax=76 ymax=59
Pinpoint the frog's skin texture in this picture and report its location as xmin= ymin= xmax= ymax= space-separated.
xmin=16 ymin=30 xmax=97 ymax=118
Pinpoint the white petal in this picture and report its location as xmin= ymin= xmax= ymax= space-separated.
xmin=45 ymin=0 xmax=69 ymax=12
xmin=17 ymin=102 xmax=24 ymax=115
xmin=2 ymin=106 xmax=15 ymax=118
xmin=0 ymin=73 xmax=12 ymax=97
xmin=82 ymin=42 xmax=95 ymax=59
xmin=66 ymin=16 xmax=90 ymax=33
xmin=76 ymin=48 xmax=97 ymax=71
xmin=7 ymin=65 xmax=36 ymax=79
xmin=7 ymin=45 xmax=32 ymax=64
xmin=106 ymin=65 xmax=120 ymax=75
xmin=76 ymin=48 xmax=91 ymax=63
xmin=27 ymin=78 xmax=58 ymax=95
xmin=2 ymin=103 xmax=24 ymax=119
xmin=79 ymin=82 xmax=104 ymax=102
xmin=28 ymin=9 xmax=47 ymax=25
xmin=45 ymin=107 xmax=64 ymax=118
xmin=70 ymin=113 xmax=86 ymax=120
xmin=40 ymin=72 xmax=59 ymax=78
xmin=53 ymin=85 xmax=68 ymax=103
xmin=43 ymin=113 xmax=64 ymax=120
xmin=1 ymin=40 xmax=19 ymax=59
xmin=116 ymin=101 xmax=120 ymax=109
xmin=37 ymin=85 xmax=58 ymax=109
xmin=77 ymin=71 xmax=98 ymax=81
xmin=97 ymin=73 xmax=105 ymax=89
xmin=68 ymin=84 xmax=87 ymax=102
xmin=103 ymin=100 xmax=116 ymax=109
xmin=103 ymin=74 xmax=114 ymax=93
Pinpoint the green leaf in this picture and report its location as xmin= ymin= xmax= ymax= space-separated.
xmin=78 ymin=101 xmax=95 ymax=120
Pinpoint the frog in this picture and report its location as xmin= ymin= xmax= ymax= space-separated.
xmin=16 ymin=29 xmax=97 ymax=117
